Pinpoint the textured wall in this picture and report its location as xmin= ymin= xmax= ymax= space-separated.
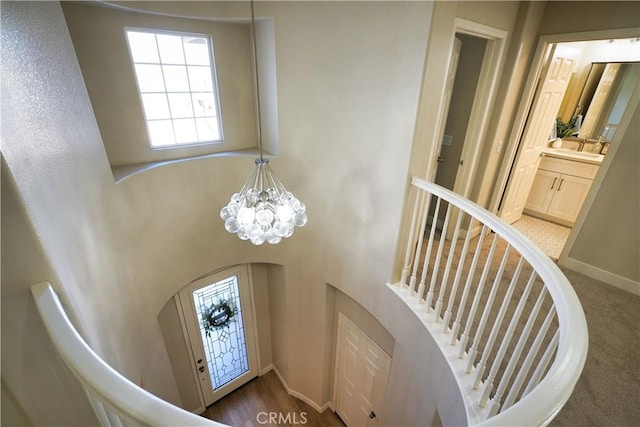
xmin=2 ymin=1 xmax=465 ymax=425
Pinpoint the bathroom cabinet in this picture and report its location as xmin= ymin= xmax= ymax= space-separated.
xmin=525 ymin=156 xmax=600 ymax=226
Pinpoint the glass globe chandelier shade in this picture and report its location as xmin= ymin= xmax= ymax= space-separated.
xmin=220 ymin=0 xmax=306 ymax=245
xmin=220 ymin=159 xmax=307 ymax=245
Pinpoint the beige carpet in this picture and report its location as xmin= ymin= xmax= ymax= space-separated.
xmin=550 ymin=268 xmax=640 ymax=426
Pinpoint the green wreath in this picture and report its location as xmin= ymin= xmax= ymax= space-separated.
xmin=202 ymin=299 xmax=238 ymax=337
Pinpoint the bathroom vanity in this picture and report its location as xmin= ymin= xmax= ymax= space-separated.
xmin=524 ymin=148 xmax=603 ymax=227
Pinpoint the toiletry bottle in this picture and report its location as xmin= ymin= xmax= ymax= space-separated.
xmin=593 ymin=136 xmax=603 ymax=154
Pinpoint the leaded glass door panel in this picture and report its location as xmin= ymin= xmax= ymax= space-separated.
xmin=179 ymin=265 xmax=258 ymax=406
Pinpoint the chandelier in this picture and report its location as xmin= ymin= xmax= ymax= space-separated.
xmin=220 ymin=1 xmax=307 ymax=245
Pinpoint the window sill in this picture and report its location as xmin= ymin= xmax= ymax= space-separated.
xmin=112 ymin=148 xmax=269 ymax=183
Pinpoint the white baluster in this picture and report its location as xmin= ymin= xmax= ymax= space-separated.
xmin=475 ymin=257 xmax=525 ymax=401
xmin=504 ymin=303 xmax=556 ymax=408
xmin=450 ymin=224 xmax=487 ymax=346
xmin=417 ymin=196 xmax=442 ymax=303
xmin=443 ymin=217 xmax=477 ymax=333
xmin=466 ymin=243 xmax=512 ymax=375
xmin=86 ymin=392 xmax=111 ymax=427
xmin=458 ymin=232 xmax=499 ymax=359
xmin=400 ymin=188 xmax=423 ymax=287
xmin=524 ymin=330 xmax=560 ymax=395
xmin=105 ymin=407 xmax=124 ymax=427
xmin=418 ymin=197 xmax=440 ymax=304
xmin=484 ymin=270 xmax=538 ymax=417
xmin=425 ymin=202 xmax=453 ymax=310
xmin=434 ymin=208 xmax=465 ymax=322
xmin=408 ymin=191 xmax=432 ymax=295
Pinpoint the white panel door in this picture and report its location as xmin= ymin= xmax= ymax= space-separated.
xmin=429 ymin=37 xmax=462 ymax=181
xmin=335 ymin=314 xmax=391 ymax=427
xmin=178 ymin=265 xmax=259 ymax=407
xmin=500 ymin=48 xmax=578 ymax=224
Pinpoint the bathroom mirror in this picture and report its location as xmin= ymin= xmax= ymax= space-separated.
xmin=561 ymin=61 xmax=639 ymax=142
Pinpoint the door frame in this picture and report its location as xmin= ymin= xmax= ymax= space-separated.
xmin=423 ymin=18 xmax=507 ymax=196
xmin=176 ymin=264 xmax=261 ymax=410
xmin=490 ymin=27 xmax=640 ymax=215
xmin=490 ymin=27 xmax=640 ymax=269
xmin=450 ymin=19 xmax=508 ymax=200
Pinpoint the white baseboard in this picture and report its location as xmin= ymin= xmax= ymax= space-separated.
xmin=560 ymin=256 xmax=640 ymax=296
xmin=260 ymin=364 xmax=274 ymax=376
xmin=269 ymin=366 xmax=331 ymax=413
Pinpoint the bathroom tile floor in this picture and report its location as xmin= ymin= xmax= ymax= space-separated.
xmin=512 ymin=214 xmax=571 ymax=260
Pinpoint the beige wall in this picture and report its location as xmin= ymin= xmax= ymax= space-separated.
xmin=568 ymin=101 xmax=640 ymax=283
xmin=538 ymin=1 xmax=640 ymax=35
xmin=61 ymin=2 xmax=257 ymax=167
xmin=1 ymin=163 xmax=98 ymax=426
xmin=2 ymin=1 xmax=443 ymax=424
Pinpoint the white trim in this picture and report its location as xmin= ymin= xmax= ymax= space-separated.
xmin=270 ymin=366 xmax=331 ymax=413
xmin=451 ymin=19 xmax=508 ymax=200
xmin=259 ymin=364 xmax=274 ymax=377
xmin=559 ymin=257 xmax=640 ymax=296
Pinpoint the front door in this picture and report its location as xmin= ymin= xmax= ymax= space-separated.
xmin=335 ymin=313 xmax=391 ymax=427
xmin=178 ymin=265 xmax=259 ymax=406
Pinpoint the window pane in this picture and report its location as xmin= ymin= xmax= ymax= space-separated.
xmin=167 ymin=93 xmax=193 ymax=118
xmin=134 ymin=64 xmax=165 ymax=92
xmin=196 ymin=117 xmax=220 ymax=141
xmin=173 ymin=118 xmax=198 ymax=143
xmin=125 ymin=28 xmax=223 ymax=148
xmin=188 ymin=66 xmax=213 ymax=92
xmin=184 ymin=37 xmax=211 ymax=65
xmin=157 ymin=34 xmax=185 ymax=64
xmin=147 ymin=120 xmax=175 ymax=147
xmin=141 ymin=94 xmax=170 ymax=119
xmin=163 ymin=65 xmax=190 ymax=92
xmin=192 ymin=93 xmax=217 ymax=117
xmin=126 ymin=31 xmax=159 ymax=63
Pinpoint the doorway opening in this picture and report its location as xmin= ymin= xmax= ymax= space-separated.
xmin=427 ymin=19 xmax=507 ymax=206
xmin=496 ymin=35 xmax=640 ymax=260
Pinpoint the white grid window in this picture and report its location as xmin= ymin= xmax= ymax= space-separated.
xmin=125 ymin=28 xmax=223 ymax=148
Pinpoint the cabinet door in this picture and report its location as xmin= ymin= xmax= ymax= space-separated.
xmin=525 ymin=170 xmax=559 ymax=214
xmin=547 ymin=174 xmax=593 ymax=223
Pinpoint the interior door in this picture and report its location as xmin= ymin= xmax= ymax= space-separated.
xmin=500 ymin=45 xmax=578 ymax=224
xmin=429 ymin=37 xmax=462 ymax=182
xmin=335 ymin=313 xmax=391 ymax=427
xmin=178 ymin=265 xmax=259 ymax=406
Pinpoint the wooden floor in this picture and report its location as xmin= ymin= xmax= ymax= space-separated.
xmin=202 ymin=370 xmax=346 ymax=427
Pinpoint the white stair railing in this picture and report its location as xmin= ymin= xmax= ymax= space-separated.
xmin=31 ymin=282 xmax=227 ymax=427
xmin=390 ymin=177 xmax=588 ymax=426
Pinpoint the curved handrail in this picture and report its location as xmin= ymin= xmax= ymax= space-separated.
xmin=31 ymin=282 xmax=227 ymax=427
xmin=398 ymin=177 xmax=588 ymax=426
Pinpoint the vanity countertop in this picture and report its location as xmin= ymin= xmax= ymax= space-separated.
xmin=541 ymin=147 xmax=604 ymax=165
